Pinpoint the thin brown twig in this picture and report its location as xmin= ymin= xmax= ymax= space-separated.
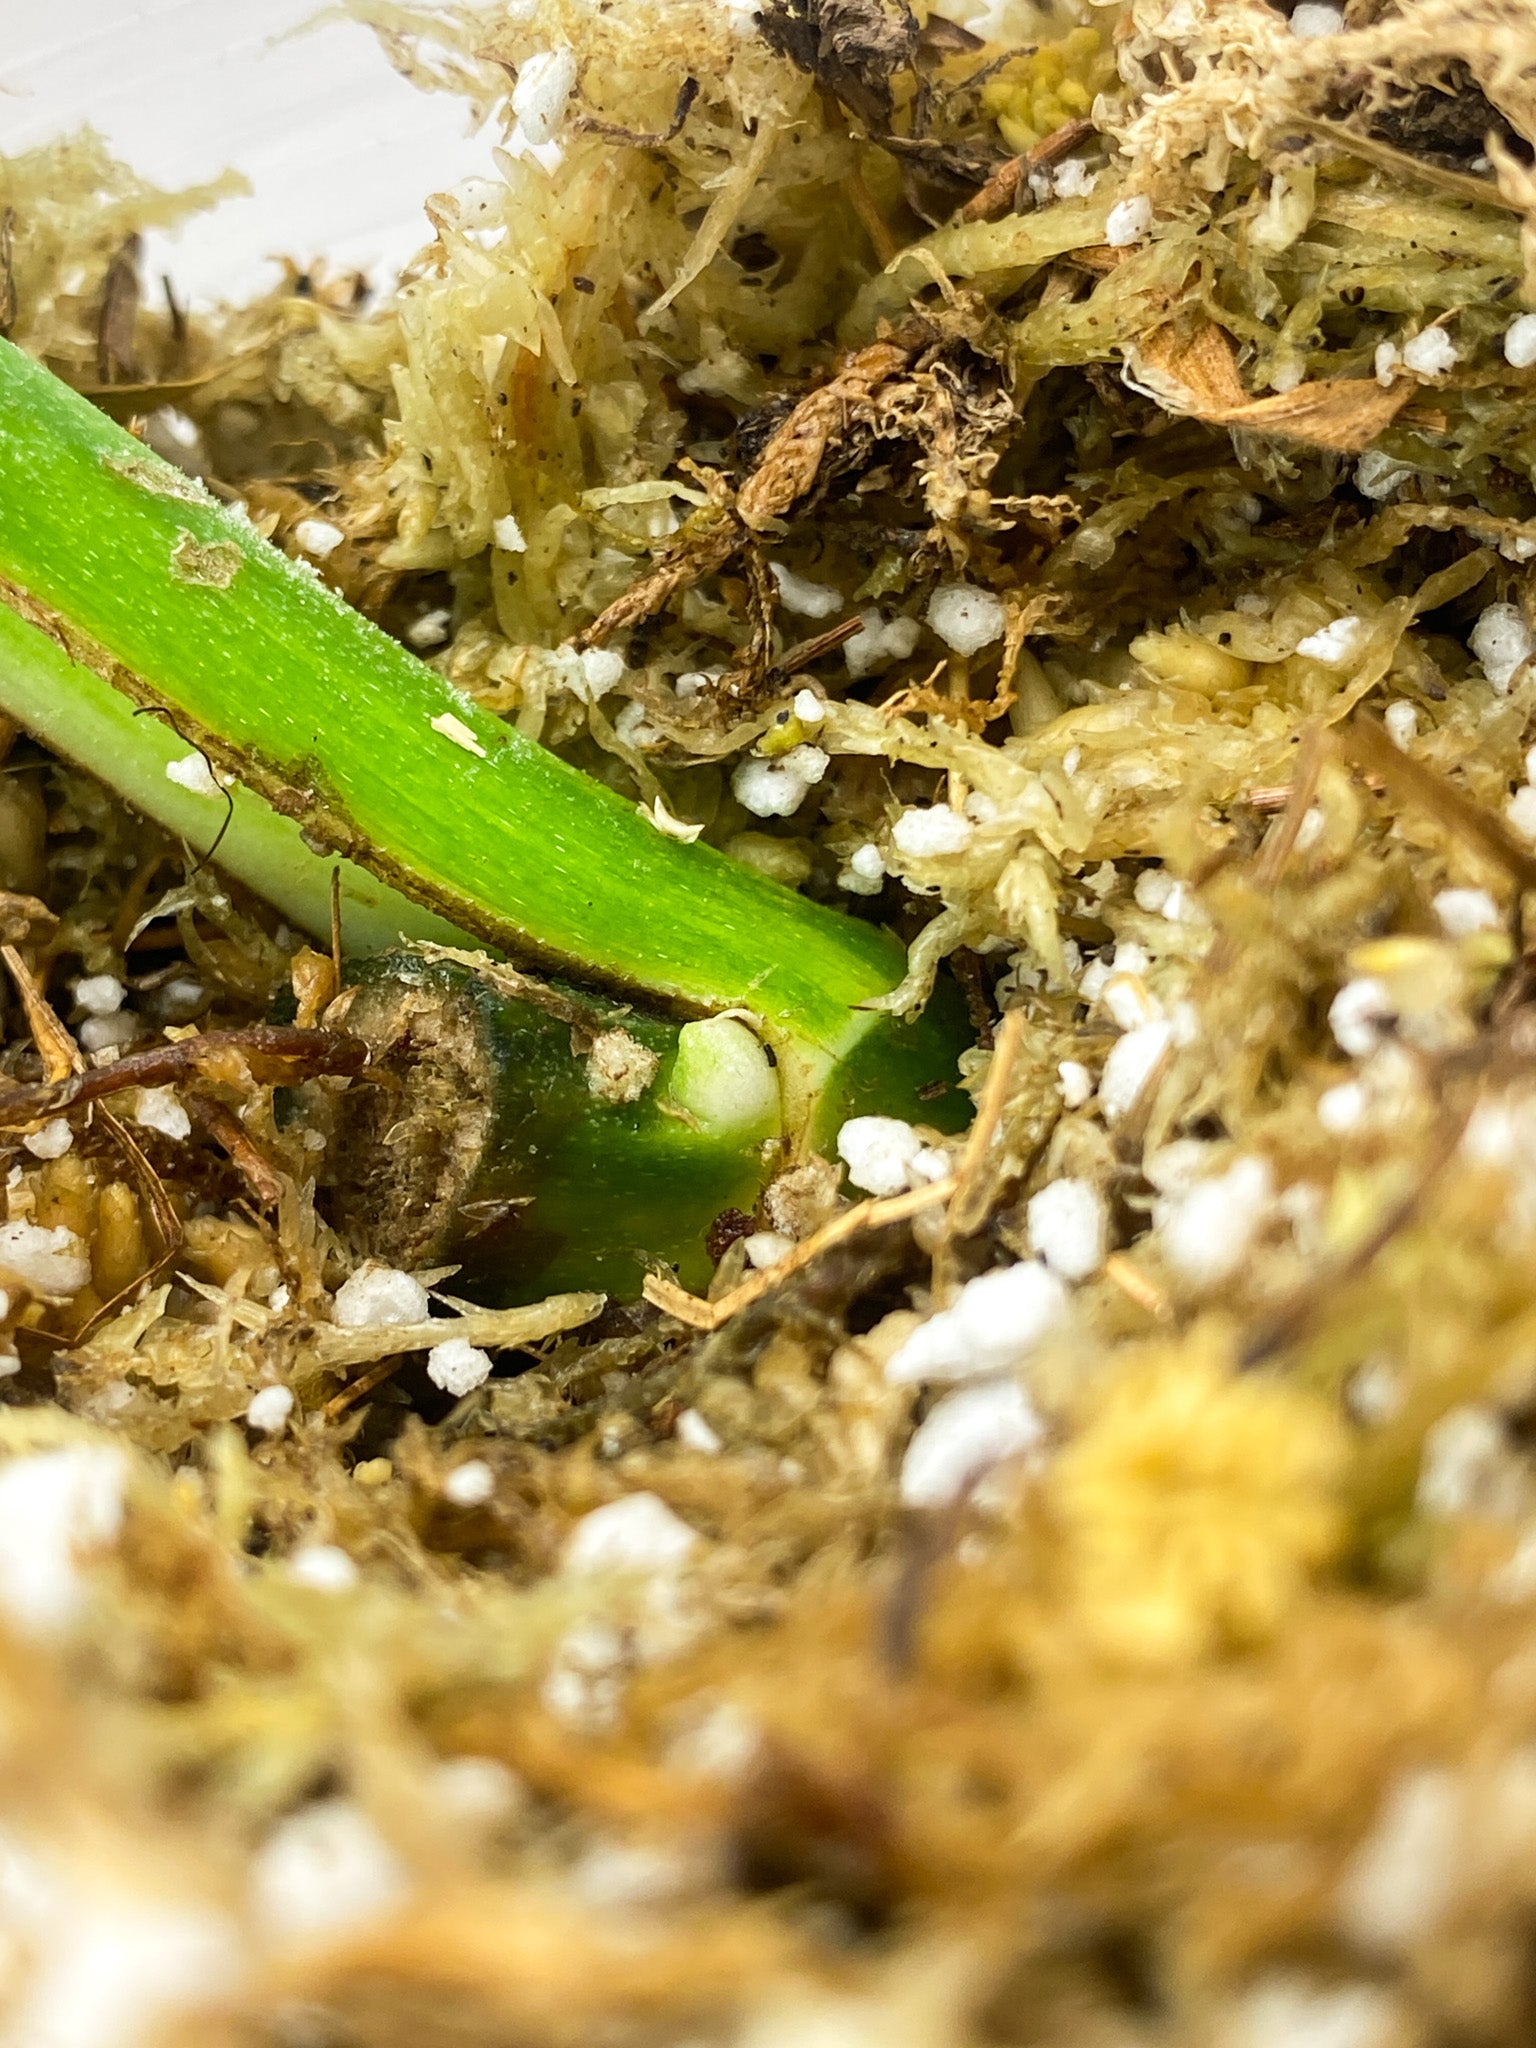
xmin=957 ymin=117 xmax=1096 ymax=223
xmin=945 ymin=1006 xmax=1027 ymax=1240
xmin=1102 ymin=1253 xmax=1169 ymax=1319
xmin=0 ymin=210 xmax=15 ymax=341
xmin=1241 ymin=1088 xmax=1474 ymax=1369
xmin=72 ymin=1106 xmax=184 ymax=1340
xmin=0 ymin=947 xmax=184 ymax=1336
xmin=879 ymin=1508 xmax=956 ymax=1674
xmin=774 ymin=615 xmax=863 ymax=676
xmin=329 ymin=866 xmax=344 ymax=994
xmin=1289 ymin=114 xmax=1522 ymax=215
xmin=0 ymin=1025 xmax=366 ymax=1130
xmin=1345 ymin=711 xmax=1536 ymax=897
xmin=1244 ymin=784 xmax=1295 ymax=813
xmin=643 ymin=1176 xmax=958 ymax=1332
xmin=95 ymin=236 xmax=141 ymax=386
xmin=845 ymin=159 xmax=900 ymax=266
xmin=2 ymin=943 xmax=81 ymax=1085
xmin=188 ymin=1094 xmax=285 ymax=1208
xmin=1255 ymin=720 xmax=1329 ymax=891
xmin=1200 ymin=725 xmax=1330 ymax=992
xmin=575 ymin=75 xmax=699 ymax=148
xmin=323 ymin=1353 xmax=403 ymax=1422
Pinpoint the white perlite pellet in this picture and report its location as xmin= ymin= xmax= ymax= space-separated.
xmin=293 ymin=517 xmax=344 ymax=559
xmin=1509 ymin=785 xmax=1536 ymax=844
xmin=1098 ymin=1018 xmax=1174 ymax=1123
xmin=491 ymin=512 xmax=527 ymax=553
xmin=886 ymin=1260 xmax=1069 ymax=1384
xmin=129 ymin=1086 xmax=191 ymax=1141
xmin=22 ymin=1119 xmax=72 ymax=1161
xmin=1318 ymin=1080 xmax=1366 ymax=1134
xmin=79 ymin=1013 xmax=138 ymax=1055
xmin=1470 ymin=601 xmax=1534 ymax=692
xmin=251 ymin=1799 xmax=408 ymax=1941
xmin=838 ymin=860 xmax=882 ymax=896
xmin=287 ymin=1544 xmax=358 ymax=1593
xmin=1433 ymin=887 xmax=1500 ymax=938
xmin=741 ymin=1230 xmax=793 ymax=1269
xmin=891 ymin=805 xmax=974 ymax=858
xmin=5 ymin=1881 xmax=241 ymax=2048
xmin=1223 ymin=1975 xmax=1399 ymax=2048
xmin=331 ymin=1265 xmax=429 ymax=1329
xmin=675 ymin=1408 xmax=722 ymax=1453
xmin=575 ymin=647 xmax=625 ymax=701
xmin=770 ymin=562 xmax=842 ymax=618
xmin=613 ymin=700 xmax=662 ymax=750
xmin=1158 ymin=1155 xmax=1274 ymax=1286
xmin=156 ymin=976 xmax=203 ymax=1019
xmin=406 ymin=607 xmax=451 ymax=649
xmin=731 ymin=745 xmax=828 ymax=818
xmin=1505 ymin=313 xmax=1536 ymax=369
xmin=1057 ymin=1059 xmax=1093 ymax=1108
xmin=0 ymin=1222 xmax=90 ymax=1297
xmin=75 ymin=974 xmax=124 ymax=1016
xmin=927 ymin=582 xmax=1008 ymax=655
xmin=1337 ymin=1770 xmax=1461 ymax=1952
xmin=1383 ymin=699 xmax=1417 ymax=747
xmin=432 ymin=1753 xmax=521 ymax=1821
xmin=443 ymin=1459 xmax=495 ymax=1506
xmin=245 ymin=1386 xmax=293 ymax=1434
xmin=1289 ymin=1 xmax=1343 ymax=31
xmin=1133 ymin=869 xmax=1173 ymax=914
xmin=1053 ymin=157 xmax=1098 ymax=198
xmin=1415 ymin=1403 xmax=1522 ymax=1520
xmin=1026 ymin=1178 xmax=1108 ymax=1281
xmin=1104 ymin=194 xmax=1153 ymax=246
xmin=1295 ymin=615 xmax=1367 ymax=664
xmin=426 ymin=1337 xmax=494 ymax=1397
xmin=0 ymin=1447 xmax=126 ymax=1635
xmin=837 ymin=1115 xmax=944 ymax=1198
xmin=1329 ymin=977 xmax=1395 ymax=1058
xmin=1401 ymin=326 xmax=1458 ymax=377
xmin=1101 ymin=972 xmax=1160 ymax=1033
xmin=564 ymin=1492 xmax=698 ymax=1575
xmin=900 ymin=1380 xmax=1045 ymax=1508
xmin=164 ymin=752 xmax=221 ymax=799
xmin=845 ymin=610 xmax=921 ymax=678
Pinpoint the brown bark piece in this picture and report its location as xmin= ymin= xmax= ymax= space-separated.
xmin=736 ymin=337 xmax=917 ymax=532
xmin=1134 ymin=321 xmax=1415 ymax=453
xmin=958 ymin=117 xmax=1098 ymax=224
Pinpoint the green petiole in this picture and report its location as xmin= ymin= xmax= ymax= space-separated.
xmin=0 ymin=340 xmax=969 ymax=1292
xmin=331 ymin=949 xmax=788 ymax=1300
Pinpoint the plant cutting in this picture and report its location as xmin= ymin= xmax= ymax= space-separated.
xmin=0 ymin=337 xmax=968 ymax=1295
xmin=8 ymin=1 xmax=1536 ymax=2041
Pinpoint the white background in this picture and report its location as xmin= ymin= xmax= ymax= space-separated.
xmin=2 ymin=0 xmax=495 ymax=304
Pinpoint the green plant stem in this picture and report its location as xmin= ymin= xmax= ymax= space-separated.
xmin=0 ymin=339 xmax=969 ymax=1152
xmin=333 ymin=949 xmax=785 ymax=1300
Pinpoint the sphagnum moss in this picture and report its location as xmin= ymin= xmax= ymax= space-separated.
xmin=4 ymin=2 xmax=1536 ymax=2044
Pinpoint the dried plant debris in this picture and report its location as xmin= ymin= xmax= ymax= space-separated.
xmin=16 ymin=1 xmax=1536 ymax=2044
